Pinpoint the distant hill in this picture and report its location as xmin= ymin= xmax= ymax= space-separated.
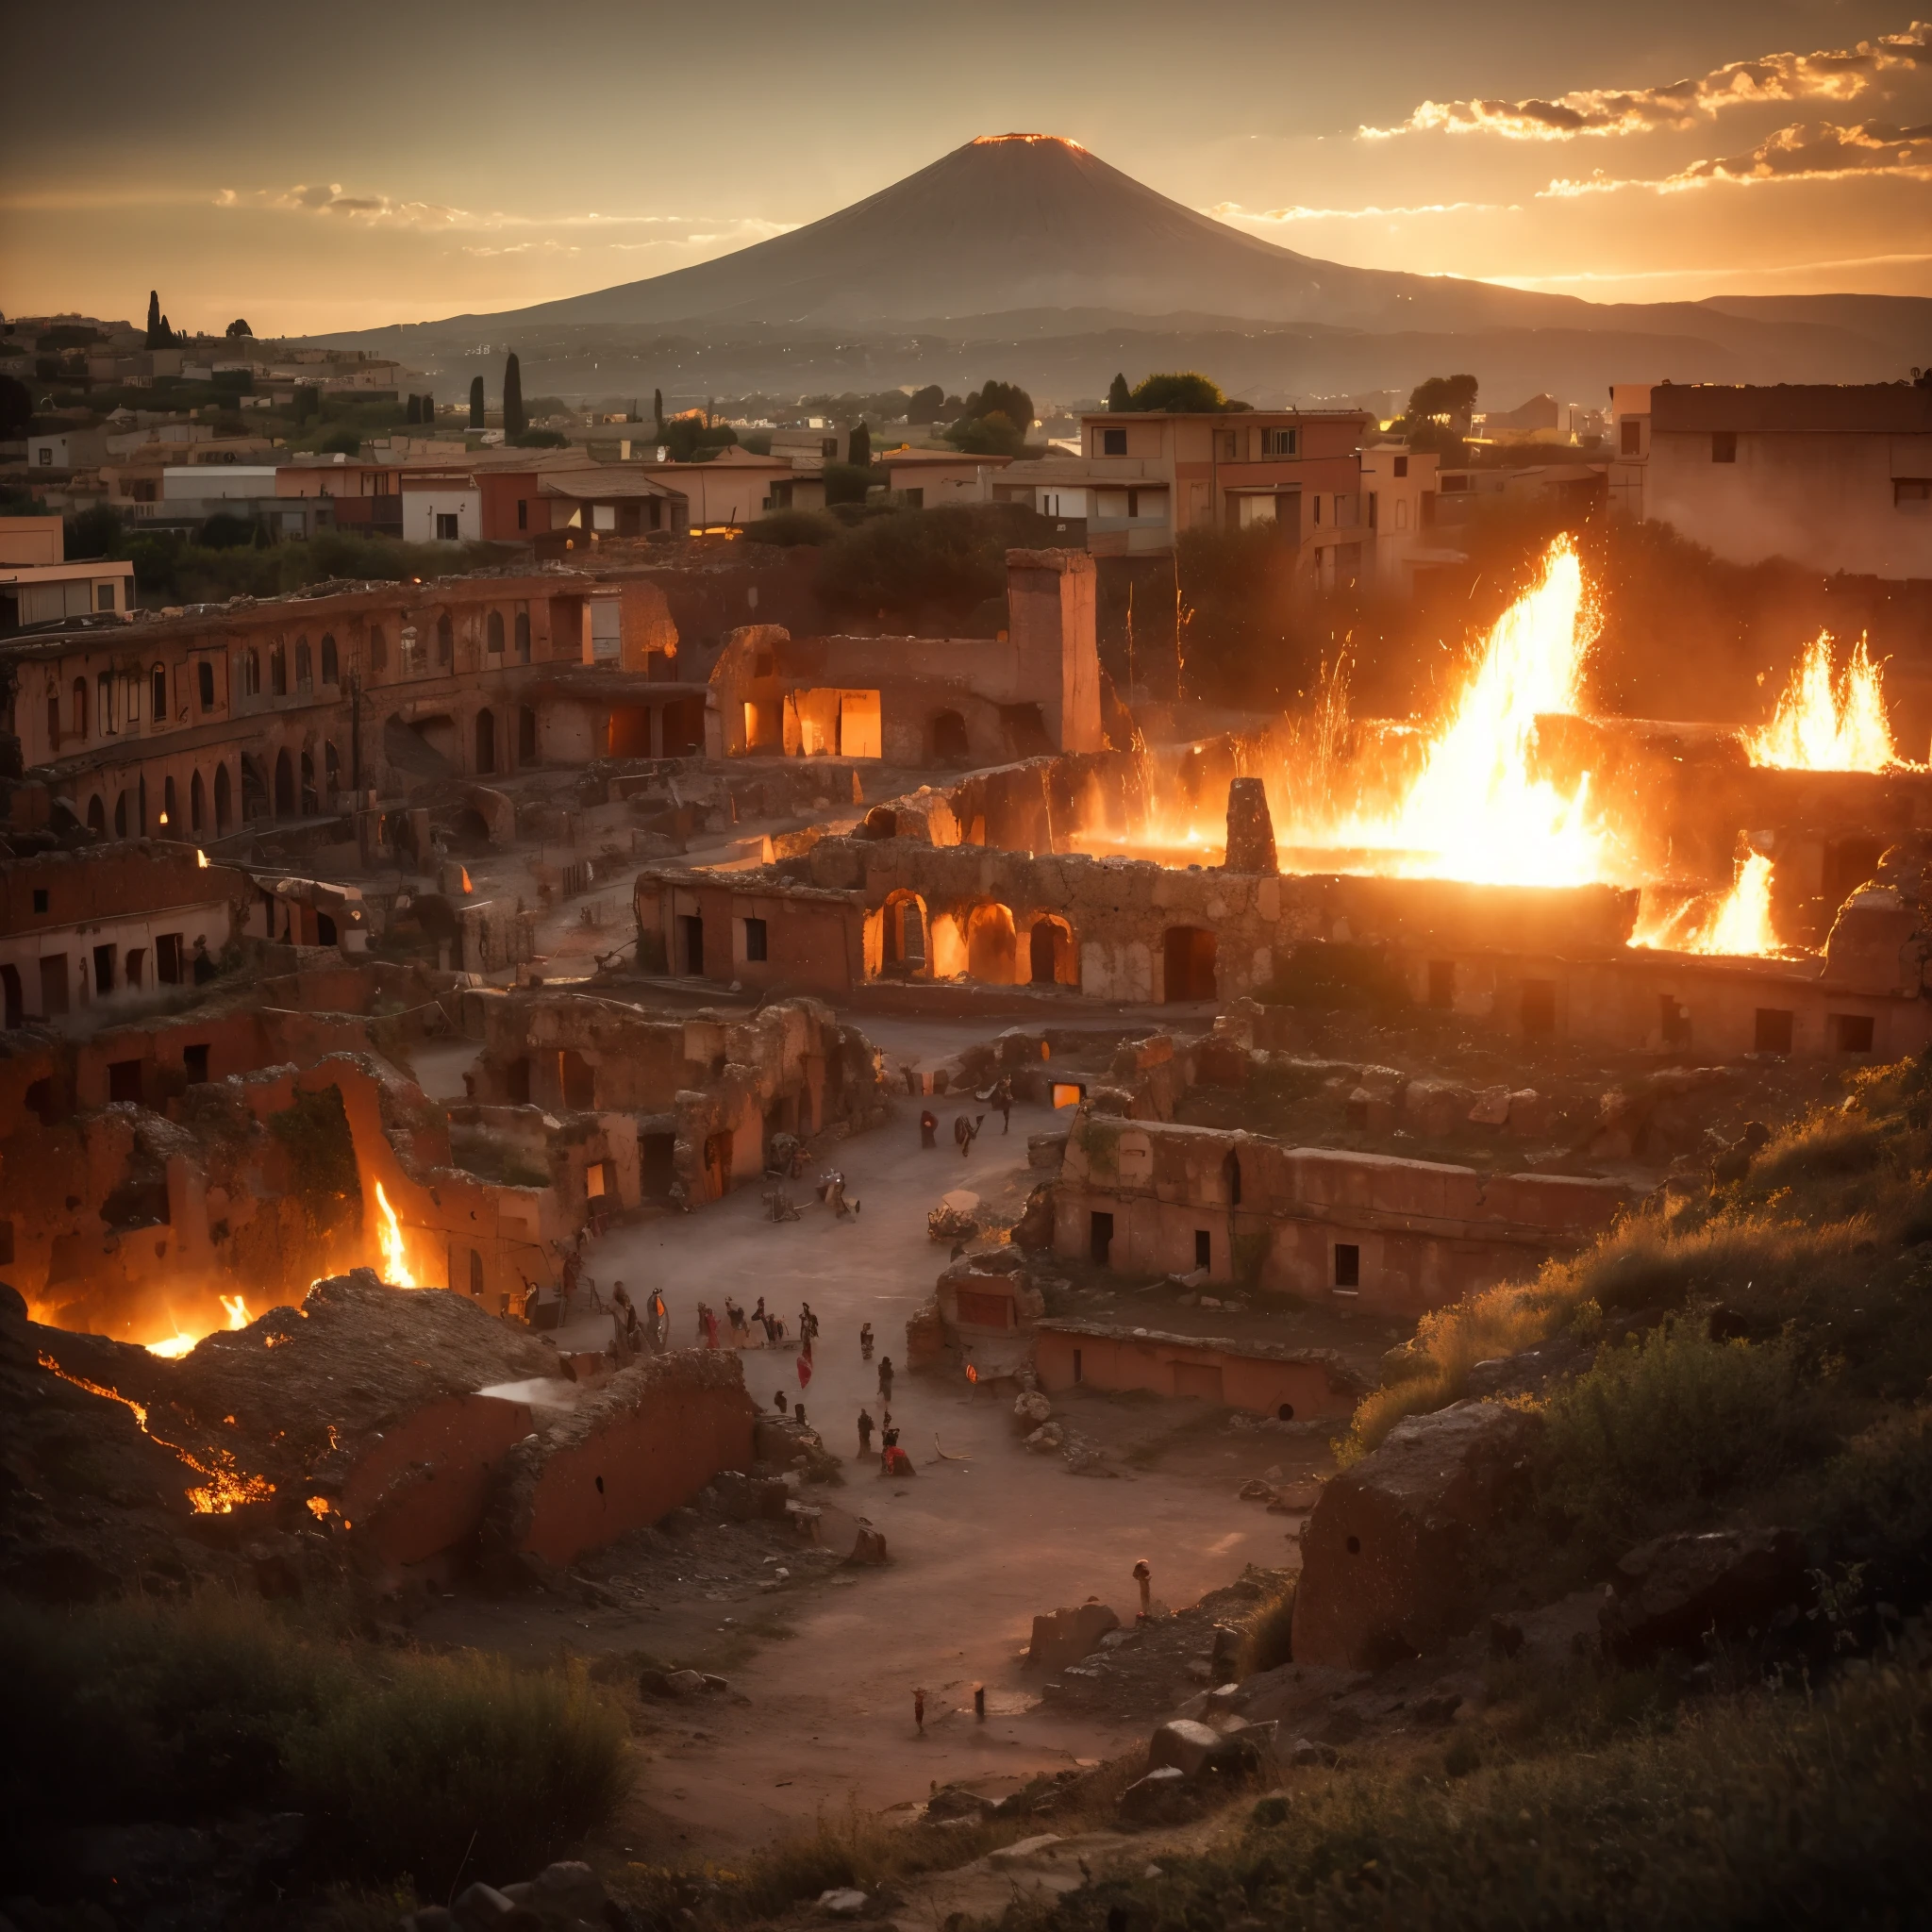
xmin=315 ymin=135 xmax=1931 ymax=400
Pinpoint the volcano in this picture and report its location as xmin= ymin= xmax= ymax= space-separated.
xmin=497 ymin=133 xmax=1578 ymax=335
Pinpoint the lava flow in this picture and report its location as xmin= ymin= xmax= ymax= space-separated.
xmin=375 ymin=1180 xmax=418 ymax=1287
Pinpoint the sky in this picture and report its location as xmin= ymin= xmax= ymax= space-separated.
xmin=4 ymin=1 xmax=1929 ymax=334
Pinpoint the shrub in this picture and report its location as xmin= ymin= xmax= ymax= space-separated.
xmin=1237 ymin=1579 xmax=1296 ymax=1675
xmin=1539 ymin=1328 xmax=1830 ymax=1556
xmin=744 ymin=509 xmax=838 ymax=546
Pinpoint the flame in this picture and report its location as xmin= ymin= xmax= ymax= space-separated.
xmin=147 ymin=1328 xmax=195 ymax=1359
xmin=1262 ymin=537 xmax=1627 ymax=887
xmin=965 ymin=1363 xmax=979 ymax=1384
xmin=1746 ymin=633 xmax=1903 ymax=772
xmin=375 ymin=1181 xmax=417 ymax=1288
xmin=37 ymin=1351 xmax=275 ymax=1514
xmin=1632 ymin=851 xmax=1783 ymax=957
xmin=221 ymin=1294 xmax=251 ymax=1329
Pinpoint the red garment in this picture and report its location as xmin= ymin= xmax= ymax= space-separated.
xmin=703 ymin=1308 xmax=719 ymax=1349
xmin=796 ymin=1350 xmax=813 ymax=1390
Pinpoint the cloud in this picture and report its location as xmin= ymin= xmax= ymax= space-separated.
xmin=1542 ymin=118 xmax=1932 ymax=194
xmin=1211 ymin=198 xmax=1507 ymax=224
xmin=1362 ymin=20 xmax=1930 ymax=140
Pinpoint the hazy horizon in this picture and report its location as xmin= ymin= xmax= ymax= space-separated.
xmin=4 ymin=2 xmax=1929 ymax=334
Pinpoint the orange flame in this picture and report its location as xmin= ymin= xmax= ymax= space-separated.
xmin=1746 ymin=633 xmax=1903 ymax=772
xmin=1632 ymin=851 xmax=1783 ymax=957
xmin=374 ymin=1181 xmax=418 ymax=1288
xmin=221 ymin=1294 xmax=251 ymax=1330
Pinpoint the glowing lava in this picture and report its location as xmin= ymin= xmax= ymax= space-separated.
xmin=220 ymin=1293 xmax=251 ymax=1329
xmin=1746 ymin=633 xmax=1904 ymax=772
xmin=1633 ymin=851 xmax=1783 ymax=957
xmin=375 ymin=1181 xmax=418 ymax=1287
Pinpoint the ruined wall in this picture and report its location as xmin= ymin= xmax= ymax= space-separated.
xmin=1054 ymin=1111 xmax=1632 ymax=1318
xmin=1032 ymin=1322 xmax=1359 ymax=1419
xmin=634 ymin=871 xmax=865 ymax=998
xmin=487 ymin=1347 xmax=758 ymax=1567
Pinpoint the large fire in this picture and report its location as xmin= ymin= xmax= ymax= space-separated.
xmin=1746 ymin=633 xmax=1905 ymax=773
xmin=1630 ymin=851 xmax=1783 ymax=958
xmin=375 ymin=1180 xmax=418 ymax=1288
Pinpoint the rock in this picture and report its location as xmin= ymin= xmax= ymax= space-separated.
xmin=1013 ymin=1391 xmax=1054 ymax=1431
xmin=641 ymin=1667 xmax=708 ymax=1699
xmin=1601 ymin=1527 xmax=1806 ymax=1661
xmin=814 ymin=1888 xmax=870 ymax=1919
xmin=1467 ymin=1086 xmax=1512 ymax=1127
xmin=1286 ymin=1737 xmax=1338 ymax=1768
xmin=925 ymin=1783 xmax=997 ymax=1823
xmin=848 ymin=1521 xmax=889 ymax=1565
xmin=699 ymin=1673 xmax=729 ymax=1692
xmin=1238 ymin=1477 xmax=1274 ymax=1501
xmin=1147 ymin=1717 xmax=1226 ymax=1778
xmin=989 ymin=1833 xmax=1065 ymax=1866
xmin=1027 ymin=1131 xmax=1070 ymax=1169
xmin=451 ymin=1883 xmax=541 ymax=1930
xmin=1210 ymin=1624 xmax=1244 ymax=1680
xmin=711 ymin=1468 xmax=791 ymax=1522
xmin=1266 ymin=1482 xmax=1322 ymax=1514
xmin=1507 ymin=1089 xmax=1547 ymax=1138
xmin=526 ymin=1861 xmax=607 ymax=1924
xmin=1291 ymin=1400 xmax=1541 ymax=1670
xmin=1118 ymin=1764 xmax=1194 ymax=1824
xmin=1461 ymin=1333 xmax=1594 ymax=1401
xmin=1223 ymin=777 xmax=1279 ymax=874
xmin=1029 ymin=1597 xmax=1121 ymax=1670
xmin=1024 ymin=1422 xmax=1065 ymax=1454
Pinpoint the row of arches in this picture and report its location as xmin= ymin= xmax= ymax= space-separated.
xmin=238 ymin=634 xmax=342 ymax=701
xmin=874 ymin=892 xmax=1079 ymax=988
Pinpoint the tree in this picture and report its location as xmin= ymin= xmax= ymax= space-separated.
xmin=847 ymin=421 xmax=872 ymax=469
xmin=65 ymin=505 xmax=124 ymax=561
xmin=961 ymin=379 xmax=1033 ymax=431
xmin=503 ymin=353 xmax=525 ymax=440
xmin=469 ymin=375 xmax=486 ymax=427
xmin=406 ymin=394 xmax=422 ymax=425
xmin=1108 ymin=372 xmax=1132 ymax=411
xmin=1406 ymin=373 xmax=1479 ymax=433
xmin=225 ymin=319 xmax=254 ymax=339
xmin=653 ymin=387 xmax=663 ymax=433
xmin=906 ymin=383 xmax=945 ymax=425
xmin=145 ymin=291 xmax=163 ymax=349
xmin=944 ymin=411 xmax=1025 ymax=458
xmin=420 ymin=392 xmax=434 ymax=422
xmin=1127 ymin=372 xmax=1229 ymax=413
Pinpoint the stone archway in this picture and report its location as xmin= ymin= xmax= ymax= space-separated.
xmin=1028 ymin=915 xmax=1075 ymax=986
xmin=965 ymin=903 xmax=1018 ymax=983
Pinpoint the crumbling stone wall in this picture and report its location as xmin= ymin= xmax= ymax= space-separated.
xmin=1054 ymin=1108 xmax=1633 ymax=1317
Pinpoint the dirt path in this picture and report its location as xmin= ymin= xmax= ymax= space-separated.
xmin=421 ymin=1079 xmax=1302 ymax=1859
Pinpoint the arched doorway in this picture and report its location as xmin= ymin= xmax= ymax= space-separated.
xmin=878 ymin=890 xmax=928 ymax=975
xmin=113 ymin=791 xmax=129 ymax=837
xmin=932 ymin=709 xmax=970 ymax=763
xmin=475 ymin=708 xmax=496 ymax=774
xmin=213 ymin=762 xmax=233 ymax=834
xmin=86 ymin=794 xmax=106 ymax=834
xmin=965 ymin=903 xmax=1018 ymax=983
xmin=1164 ymin=925 xmax=1218 ymax=1002
xmin=274 ymin=749 xmax=295 ymax=818
xmin=1028 ymin=915 xmax=1074 ymax=986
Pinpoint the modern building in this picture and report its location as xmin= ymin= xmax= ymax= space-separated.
xmin=0 ymin=517 xmax=137 ymax=633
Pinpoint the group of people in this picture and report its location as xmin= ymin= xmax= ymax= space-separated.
xmin=918 ymin=1075 xmax=1013 ymax=1158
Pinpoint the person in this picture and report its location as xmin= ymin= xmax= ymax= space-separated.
xmin=913 ymin=1687 xmax=926 ymax=1735
xmin=797 ymin=1341 xmax=813 ymax=1392
xmin=647 ymin=1289 xmax=669 ymax=1352
xmin=751 ymin=1297 xmax=771 ymax=1346
xmin=920 ymin=1108 xmax=939 ymax=1151
xmin=774 ymin=1389 xmax=789 ymax=1414
xmin=857 ymin=1407 xmax=874 ymax=1457
xmin=1133 ymin=1557 xmax=1153 ymax=1623
xmin=610 ymin=1283 xmax=640 ymax=1357
xmin=991 ymin=1074 xmax=1014 ymax=1134
xmin=880 ymin=1418 xmax=900 ymax=1471
xmin=794 ymin=1403 xmax=807 ymax=1427
xmin=702 ymin=1303 xmax=720 ymax=1350
xmin=877 ymin=1355 xmax=894 ymax=1404
xmin=799 ymin=1302 xmax=819 ymax=1347
xmin=859 ymin=1321 xmax=874 ymax=1362
xmin=560 ymin=1248 xmax=581 ymax=1318
xmin=725 ymin=1297 xmax=749 ymax=1346
xmin=953 ymin=1112 xmax=985 ymax=1159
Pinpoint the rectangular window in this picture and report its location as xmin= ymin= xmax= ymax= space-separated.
xmin=1392 ymin=454 xmax=1408 ymax=478
xmin=1830 ymin=1013 xmax=1875 ymax=1055
xmin=1333 ymin=1241 xmax=1361 ymax=1290
xmin=32 ymin=889 xmax=48 ymax=914
xmin=1101 ymin=427 xmax=1126 ymax=456
xmin=1260 ymin=427 xmax=1298 ymax=457
xmin=1712 ymin=431 xmax=1738 ymax=463
xmin=742 ymin=915 xmax=769 ymax=962
xmin=585 ymin=1161 xmax=608 ymax=1198
xmin=40 ymin=954 xmax=70 ymax=1016
xmin=125 ymin=947 xmax=144 ymax=989
xmin=108 ymin=1058 xmax=142 ymax=1104
xmin=182 ymin=1042 xmax=209 ymax=1083
xmin=1222 ymin=431 xmax=1240 ymax=459
xmin=96 ymin=581 xmax=117 ymax=611
xmin=1193 ymin=1228 xmax=1211 ymax=1269
xmin=157 ymin=933 xmax=183 ymax=985
xmin=1621 ymin=419 xmax=1642 ymax=457
xmin=902 ymin=487 xmax=924 ymax=508
xmin=435 ymin=512 xmax=459 ymax=541
xmin=1754 ymin=1008 xmax=1794 ymax=1056
xmin=1367 ymin=491 xmax=1379 ymax=529
xmin=1312 ymin=494 xmax=1322 ymax=525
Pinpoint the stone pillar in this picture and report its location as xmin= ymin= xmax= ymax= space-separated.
xmin=1223 ymin=777 xmax=1278 ymax=874
xmin=1006 ymin=548 xmax=1102 ymax=753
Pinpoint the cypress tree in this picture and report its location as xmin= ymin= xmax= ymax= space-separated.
xmin=653 ymin=387 xmax=663 ymax=432
xmin=469 ymin=375 xmax=485 ymax=428
xmin=406 ymin=393 xmax=422 ymax=425
xmin=847 ymin=421 xmax=871 ymax=470
xmin=503 ymin=352 xmax=525 ymax=440
xmin=1108 ymin=372 xmax=1132 ymax=412
xmin=159 ymin=314 xmax=175 ymax=345
xmin=145 ymin=291 xmax=162 ymax=348
xmin=422 ymin=392 xmax=434 ymax=422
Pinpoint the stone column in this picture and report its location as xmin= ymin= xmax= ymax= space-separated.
xmin=1223 ymin=777 xmax=1278 ymax=874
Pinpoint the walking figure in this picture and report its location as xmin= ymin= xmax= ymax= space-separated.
xmin=859 ymin=1321 xmax=874 ymax=1361
xmin=953 ymin=1112 xmax=985 ymax=1158
xmin=857 ymin=1407 xmax=874 ymax=1457
xmin=877 ymin=1355 xmax=894 ymax=1404
xmin=914 ymin=1687 xmax=926 ymax=1734
xmin=991 ymin=1075 xmax=1014 ymax=1133
xmin=920 ymin=1109 xmax=939 ymax=1150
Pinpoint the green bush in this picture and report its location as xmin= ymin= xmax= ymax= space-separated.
xmin=814 ymin=505 xmax=1015 ymax=623
xmin=0 ymin=1595 xmax=626 ymax=1898
xmin=1539 ymin=1328 xmax=1830 ymax=1556
xmin=744 ymin=509 xmax=838 ymax=546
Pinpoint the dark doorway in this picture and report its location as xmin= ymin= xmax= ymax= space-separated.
xmin=932 ymin=709 xmax=970 ymax=762
xmin=1831 ymin=1013 xmax=1876 ymax=1055
xmin=1755 ymin=1009 xmax=1796 ymax=1055
xmin=1163 ymin=925 xmax=1218 ymax=1002
xmin=1090 ymin=1209 xmax=1114 ymax=1264
xmin=108 ymin=1059 xmax=142 ymax=1105
xmin=214 ymin=763 xmax=232 ymax=833
xmin=475 ymin=708 xmax=497 ymax=774
xmin=1 ymin=964 xmax=22 ymax=1029
xmin=1522 ymin=979 xmax=1557 ymax=1037
xmin=470 ymin=1249 xmax=486 ymax=1298
xmin=1333 ymin=1241 xmax=1361 ymax=1289
xmin=39 ymin=955 xmax=69 ymax=1016
xmin=182 ymin=1043 xmax=210 ymax=1083
xmin=641 ymin=1132 xmax=676 ymax=1196
xmin=505 ymin=1056 xmax=532 ymax=1104
xmin=1029 ymin=918 xmax=1073 ymax=985
xmin=1825 ymin=836 xmax=1884 ymax=905
xmin=558 ymin=1049 xmax=595 ymax=1109
xmin=678 ymin=913 xmax=705 ymax=974
xmin=519 ymin=707 xmax=538 ymax=763
xmin=1194 ymin=1228 xmax=1211 ymax=1269
xmin=274 ymin=749 xmax=294 ymax=818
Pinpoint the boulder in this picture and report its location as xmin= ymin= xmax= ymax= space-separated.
xmin=1014 ymin=1391 xmax=1054 ymax=1431
xmin=1027 ymin=1132 xmax=1069 ymax=1170
xmin=1467 ymin=1086 xmax=1512 ymax=1128
xmin=1600 ymin=1527 xmax=1806 ymax=1661
xmin=814 ymin=1889 xmax=871 ymax=1919
xmin=1118 ymin=1764 xmax=1194 ymax=1824
xmin=451 ymin=1883 xmax=541 ymax=1930
xmin=848 ymin=1521 xmax=889 ymax=1565
xmin=924 ymin=1783 xmax=997 ymax=1823
xmin=1024 ymin=1422 xmax=1065 ymax=1454
xmin=1291 ymin=1400 xmax=1541 ymax=1669
xmin=1029 ymin=1597 xmax=1121 ymax=1670
xmin=1146 ymin=1717 xmax=1225 ymax=1778
xmin=641 ymin=1667 xmax=708 ymax=1699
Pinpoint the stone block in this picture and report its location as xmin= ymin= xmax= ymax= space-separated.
xmin=1028 ymin=1597 xmax=1121 ymax=1670
xmin=1600 ymin=1527 xmax=1806 ymax=1661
